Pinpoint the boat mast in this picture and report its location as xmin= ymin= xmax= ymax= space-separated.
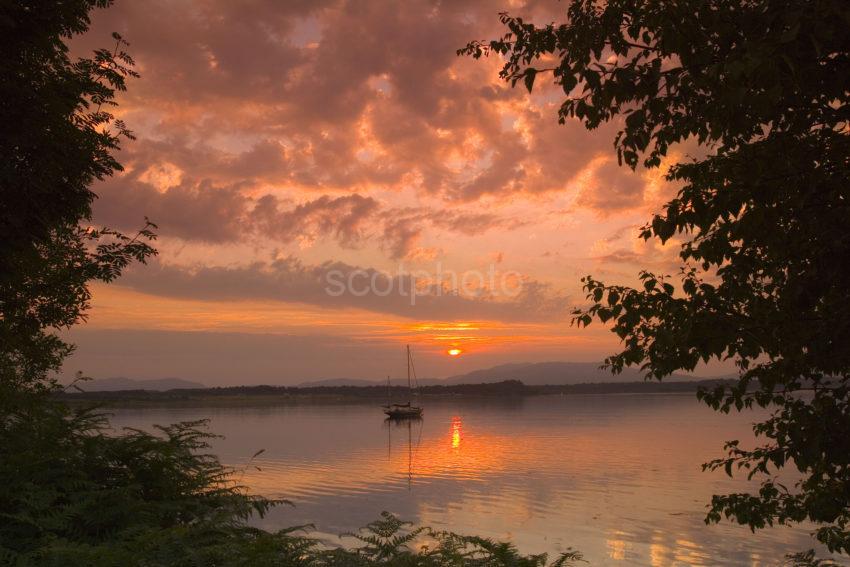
xmin=406 ymin=344 xmax=411 ymax=404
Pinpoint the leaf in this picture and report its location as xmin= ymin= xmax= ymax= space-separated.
xmin=523 ymin=68 xmax=537 ymax=92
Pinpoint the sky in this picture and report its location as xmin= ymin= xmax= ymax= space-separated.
xmin=63 ymin=0 xmax=692 ymax=386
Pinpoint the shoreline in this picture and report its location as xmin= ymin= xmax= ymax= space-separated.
xmin=55 ymin=378 xmax=732 ymax=408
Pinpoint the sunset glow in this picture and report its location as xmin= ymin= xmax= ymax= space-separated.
xmin=62 ymin=0 xmax=681 ymax=384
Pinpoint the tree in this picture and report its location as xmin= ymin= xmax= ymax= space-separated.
xmin=0 ymin=0 xmax=156 ymax=393
xmin=461 ymin=0 xmax=850 ymax=561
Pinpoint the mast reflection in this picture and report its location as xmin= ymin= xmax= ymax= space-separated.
xmin=384 ymin=416 xmax=422 ymax=489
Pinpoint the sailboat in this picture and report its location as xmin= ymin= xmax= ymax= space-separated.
xmin=383 ymin=345 xmax=423 ymax=419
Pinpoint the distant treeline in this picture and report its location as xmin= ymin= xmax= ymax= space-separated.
xmin=57 ymin=378 xmax=737 ymax=403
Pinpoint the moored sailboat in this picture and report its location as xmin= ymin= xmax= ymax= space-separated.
xmin=383 ymin=345 xmax=423 ymax=419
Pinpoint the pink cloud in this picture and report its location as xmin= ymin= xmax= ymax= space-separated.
xmin=77 ymin=0 xmax=663 ymax=209
xmin=68 ymin=0 xmax=681 ymax=338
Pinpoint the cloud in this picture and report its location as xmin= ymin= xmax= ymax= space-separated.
xmin=76 ymin=0 xmax=662 ymax=212
xmin=250 ymin=193 xmax=379 ymax=247
xmin=377 ymin=208 xmax=526 ymax=259
xmin=94 ymin=177 xmax=248 ymax=242
xmin=94 ymin=147 xmax=526 ymax=255
xmin=117 ymin=257 xmax=572 ymax=323
xmin=576 ymin=158 xmax=649 ymax=213
xmin=380 ymin=217 xmax=423 ymax=260
xmin=66 ymin=0 xmax=686 ymax=353
xmin=31 ymin=0 xmax=731 ymax=392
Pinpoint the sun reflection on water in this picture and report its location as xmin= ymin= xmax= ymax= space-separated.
xmin=451 ymin=416 xmax=462 ymax=450
xmin=607 ymin=533 xmax=628 ymax=561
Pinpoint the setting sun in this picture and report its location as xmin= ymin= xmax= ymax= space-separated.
xmin=447 ymin=348 xmax=463 ymax=357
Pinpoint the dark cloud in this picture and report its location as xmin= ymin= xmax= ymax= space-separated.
xmin=94 ymin=137 xmax=525 ymax=251
xmin=74 ymin=0 xmax=658 ymax=214
xmin=250 ymin=193 xmax=379 ymax=247
xmin=94 ymin=177 xmax=248 ymax=242
xmin=380 ymin=217 xmax=423 ymax=260
xmin=117 ymin=258 xmax=572 ymax=323
xmin=376 ymin=208 xmax=527 ymax=259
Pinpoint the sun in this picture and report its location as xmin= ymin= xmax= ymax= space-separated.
xmin=447 ymin=348 xmax=462 ymax=357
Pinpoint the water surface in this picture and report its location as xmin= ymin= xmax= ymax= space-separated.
xmin=109 ymin=394 xmax=844 ymax=566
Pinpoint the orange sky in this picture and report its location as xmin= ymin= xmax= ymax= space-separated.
xmin=63 ymin=0 xmax=695 ymax=385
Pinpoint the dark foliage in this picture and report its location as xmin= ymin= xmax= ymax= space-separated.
xmin=0 ymin=0 xmax=157 ymax=394
xmin=0 ymin=0 xmax=133 ymax=264
xmin=0 ymin=391 xmax=279 ymax=565
xmin=461 ymin=0 xmax=850 ymax=561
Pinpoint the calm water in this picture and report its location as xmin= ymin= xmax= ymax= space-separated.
xmin=109 ymin=394 xmax=845 ymax=566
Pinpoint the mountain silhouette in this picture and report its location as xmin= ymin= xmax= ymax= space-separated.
xmin=296 ymin=362 xmax=697 ymax=388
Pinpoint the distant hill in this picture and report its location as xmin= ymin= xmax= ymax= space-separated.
xmin=442 ymin=362 xmax=694 ymax=386
xmin=73 ymin=377 xmax=205 ymax=392
xmin=297 ymin=377 xmax=442 ymax=387
xmin=296 ymin=378 xmax=379 ymax=387
xmin=297 ymin=362 xmax=697 ymax=388
xmin=70 ymin=362 xmax=704 ymax=392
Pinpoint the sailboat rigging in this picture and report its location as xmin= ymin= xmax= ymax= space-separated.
xmin=383 ymin=345 xmax=423 ymax=419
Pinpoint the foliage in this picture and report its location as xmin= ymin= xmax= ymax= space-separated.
xmin=294 ymin=510 xmax=584 ymax=567
xmin=461 ymin=0 xmax=850 ymax=560
xmin=0 ymin=391 xmax=283 ymax=565
xmin=0 ymin=0 xmax=157 ymax=394
xmin=787 ymin=549 xmax=843 ymax=567
xmin=0 ymin=0 xmax=137 ymax=263
xmin=1 ymin=223 xmax=157 ymax=394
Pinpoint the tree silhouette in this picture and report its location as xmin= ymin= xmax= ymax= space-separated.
xmin=461 ymin=1 xmax=850 ymax=561
xmin=0 ymin=0 xmax=156 ymax=392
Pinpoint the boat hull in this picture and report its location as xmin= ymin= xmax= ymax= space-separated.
xmin=384 ymin=407 xmax=423 ymax=419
